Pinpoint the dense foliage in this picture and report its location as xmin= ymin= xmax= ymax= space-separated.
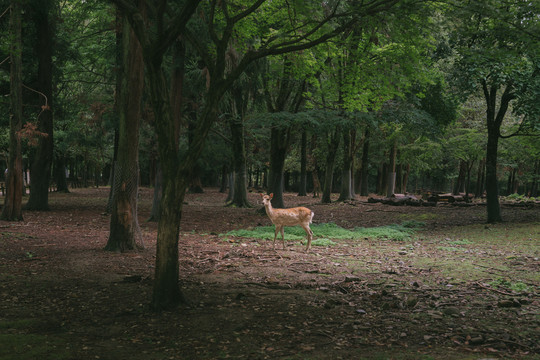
xmin=1 ymin=0 xmax=537 ymax=198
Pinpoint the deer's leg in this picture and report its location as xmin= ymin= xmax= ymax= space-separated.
xmin=302 ymin=224 xmax=313 ymax=251
xmin=273 ymin=225 xmax=280 ymax=250
xmin=280 ymin=226 xmax=285 ymax=249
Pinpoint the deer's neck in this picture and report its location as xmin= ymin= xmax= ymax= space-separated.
xmin=264 ymin=203 xmax=274 ymax=218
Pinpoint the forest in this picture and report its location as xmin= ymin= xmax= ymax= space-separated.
xmin=0 ymin=0 xmax=539 ymax=359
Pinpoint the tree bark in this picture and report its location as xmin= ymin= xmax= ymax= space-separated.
xmin=297 ymin=129 xmax=308 ymax=196
xmin=453 ymin=160 xmax=466 ymax=195
xmin=338 ymin=128 xmax=355 ymax=201
xmin=106 ymin=129 xmax=119 ymax=213
xmin=483 ymin=81 xmax=514 ymax=223
xmin=219 ymin=164 xmax=228 ymax=193
xmin=26 ymin=0 xmax=54 ymax=211
xmin=386 ymin=141 xmax=397 ymax=197
xmin=267 ymin=127 xmax=290 ymax=208
xmin=227 ymin=78 xmax=251 ymax=207
xmin=485 ymin=126 xmax=501 ymax=222
xmin=105 ymin=11 xmax=144 ymax=252
xmin=530 ymin=160 xmax=539 ymax=197
xmin=148 ymin=163 xmax=162 ymax=222
xmin=475 ymin=158 xmax=485 ymax=198
xmin=226 ymin=172 xmax=235 ymax=202
xmin=359 ymin=128 xmax=370 ymax=196
xmin=228 ymin=115 xmax=251 ymax=207
xmin=321 ymin=126 xmax=340 ymax=203
xmin=54 ymin=154 xmax=69 ymax=192
xmin=1 ymin=0 xmax=24 ymax=221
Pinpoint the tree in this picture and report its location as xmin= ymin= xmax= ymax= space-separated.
xmin=449 ymin=0 xmax=540 ymax=222
xmin=263 ymin=59 xmax=305 ymax=208
xmin=25 ymin=0 xmax=54 ymax=211
xmin=225 ymin=53 xmax=263 ymax=208
xmin=104 ymin=3 xmax=145 ymax=252
xmin=1 ymin=0 xmax=24 ymax=221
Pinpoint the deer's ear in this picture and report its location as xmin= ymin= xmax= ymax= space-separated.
xmin=269 ymin=193 xmax=274 ymax=199
xmin=260 ymin=193 xmax=264 ymax=198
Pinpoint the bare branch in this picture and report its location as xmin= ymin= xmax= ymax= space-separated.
xmin=0 ymin=5 xmax=11 ymax=20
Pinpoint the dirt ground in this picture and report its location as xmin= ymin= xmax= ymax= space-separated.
xmin=0 ymin=187 xmax=539 ymax=360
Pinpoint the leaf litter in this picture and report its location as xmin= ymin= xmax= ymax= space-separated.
xmin=0 ymin=187 xmax=538 ymax=359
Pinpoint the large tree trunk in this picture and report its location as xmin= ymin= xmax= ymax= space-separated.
xmin=107 ymin=7 xmax=123 ymax=213
xmin=147 ymin=52 xmax=223 ymax=309
xmin=153 ymin=170 xmax=185 ymax=309
xmin=1 ymin=0 xmax=24 ymax=221
xmin=105 ymin=12 xmax=144 ymax=252
xmin=228 ymin=115 xmax=251 ymax=207
xmin=267 ymin=127 xmax=290 ymax=208
xmin=26 ymin=0 xmax=54 ymax=211
xmin=483 ymin=81 xmax=514 ymax=223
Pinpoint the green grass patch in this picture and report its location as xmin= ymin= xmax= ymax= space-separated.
xmin=222 ymin=222 xmax=424 ymax=244
xmin=503 ymin=193 xmax=538 ymax=202
xmin=489 ymin=278 xmax=531 ymax=293
xmin=305 ymin=238 xmax=337 ymax=247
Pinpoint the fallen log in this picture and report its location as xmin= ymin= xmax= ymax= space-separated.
xmin=426 ymin=193 xmax=472 ymax=203
xmin=367 ymin=195 xmax=436 ymax=206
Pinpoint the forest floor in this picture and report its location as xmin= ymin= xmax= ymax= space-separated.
xmin=0 ymin=187 xmax=539 ymax=360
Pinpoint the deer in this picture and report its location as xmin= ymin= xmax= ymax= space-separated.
xmin=260 ymin=193 xmax=314 ymax=251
